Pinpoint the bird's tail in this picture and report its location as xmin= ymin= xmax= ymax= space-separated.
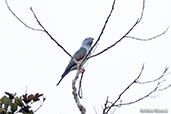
xmin=56 ymin=77 xmax=64 ymax=86
xmin=56 ymin=70 xmax=69 ymax=86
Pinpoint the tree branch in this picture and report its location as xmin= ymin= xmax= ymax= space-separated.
xmin=84 ymin=0 xmax=116 ymax=60
xmin=33 ymin=97 xmax=46 ymax=113
xmin=5 ymin=0 xmax=43 ymax=31
xmin=125 ymin=27 xmax=169 ymax=41
xmin=114 ymin=78 xmax=171 ymax=107
xmin=89 ymin=0 xmax=145 ymax=59
xmin=29 ymin=7 xmax=72 ymax=57
xmin=93 ymin=106 xmax=98 ymax=114
xmin=5 ymin=0 xmax=72 ymax=58
xmin=114 ymin=85 xmax=159 ymax=107
xmin=137 ymin=66 xmax=169 ymax=84
xmin=102 ymin=96 xmax=110 ymax=114
xmin=72 ymin=64 xmax=86 ymax=114
xmin=157 ymin=84 xmax=171 ymax=91
xmin=76 ymin=0 xmax=116 ymax=102
xmin=103 ymin=65 xmax=171 ymax=114
xmin=103 ymin=64 xmax=145 ymax=114
xmin=78 ymin=71 xmax=85 ymax=99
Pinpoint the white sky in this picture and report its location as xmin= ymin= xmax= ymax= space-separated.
xmin=0 ymin=0 xmax=171 ymax=114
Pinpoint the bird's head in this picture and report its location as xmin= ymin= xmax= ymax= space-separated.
xmin=82 ymin=37 xmax=94 ymax=46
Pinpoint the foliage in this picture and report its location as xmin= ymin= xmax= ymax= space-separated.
xmin=0 ymin=92 xmax=45 ymax=114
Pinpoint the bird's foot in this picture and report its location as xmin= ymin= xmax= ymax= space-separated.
xmin=80 ymin=67 xmax=85 ymax=73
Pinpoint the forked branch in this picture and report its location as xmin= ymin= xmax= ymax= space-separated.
xmin=89 ymin=0 xmax=168 ymax=59
xmin=102 ymin=65 xmax=171 ymax=114
xmin=5 ymin=0 xmax=72 ymax=58
xmin=5 ymin=0 xmax=168 ymax=60
xmin=5 ymin=0 xmax=43 ymax=31
xmin=29 ymin=7 xmax=72 ymax=57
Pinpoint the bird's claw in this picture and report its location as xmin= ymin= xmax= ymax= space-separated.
xmin=80 ymin=67 xmax=85 ymax=73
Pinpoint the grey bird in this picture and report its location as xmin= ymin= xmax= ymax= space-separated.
xmin=56 ymin=37 xmax=94 ymax=86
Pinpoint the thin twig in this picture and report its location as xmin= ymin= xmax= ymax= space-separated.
xmin=89 ymin=19 xmax=139 ymax=59
xmin=103 ymin=66 xmax=171 ymax=114
xmin=114 ymin=79 xmax=171 ymax=107
xmin=6 ymin=0 xmax=72 ymax=58
xmin=104 ymin=64 xmax=145 ymax=113
xmin=93 ymin=106 xmax=98 ymax=114
xmin=89 ymin=0 xmax=145 ymax=59
xmin=85 ymin=0 xmax=116 ymax=60
xmin=78 ymin=71 xmax=85 ymax=99
xmin=29 ymin=7 xmax=72 ymax=58
xmin=126 ymin=27 xmax=169 ymax=41
xmin=102 ymin=96 xmax=109 ymax=114
xmin=157 ymin=84 xmax=171 ymax=91
xmin=5 ymin=0 xmax=43 ymax=31
xmin=34 ymin=97 xmax=46 ymax=113
xmin=114 ymin=86 xmax=158 ymax=107
xmin=78 ymin=0 xmax=115 ymax=101
xmin=137 ymin=66 xmax=169 ymax=84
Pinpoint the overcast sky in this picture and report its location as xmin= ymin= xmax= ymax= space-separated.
xmin=0 ymin=0 xmax=171 ymax=114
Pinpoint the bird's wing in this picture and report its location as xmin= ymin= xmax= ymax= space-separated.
xmin=73 ymin=47 xmax=87 ymax=61
xmin=65 ymin=47 xmax=87 ymax=72
xmin=56 ymin=47 xmax=87 ymax=86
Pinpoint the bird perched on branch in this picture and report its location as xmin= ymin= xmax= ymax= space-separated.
xmin=56 ymin=37 xmax=94 ymax=86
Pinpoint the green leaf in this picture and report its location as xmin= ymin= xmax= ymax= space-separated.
xmin=14 ymin=97 xmax=23 ymax=107
xmin=1 ymin=96 xmax=11 ymax=109
xmin=10 ymin=103 xmax=18 ymax=113
xmin=20 ymin=108 xmax=33 ymax=114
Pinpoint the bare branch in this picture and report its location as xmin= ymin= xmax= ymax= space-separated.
xmin=103 ymin=65 xmax=171 ymax=114
xmin=115 ymin=79 xmax=171 ymax=107
xmin=93 ymin=106 xmax=98 ymax=114
xmin=75 ymin=0 xmax=115 ymax=100
xmin=137 ymin=66 xmax=169 ymax=84
xmin=126 ymin=27 xmax=169 ymax=41
xmin=78 ymin=71 xmax=85 ymax=99
xmin=157 ymin=84 xmax=171 ymax=91
xmin=89 ymin=0 xmax=145 ymax=59
xmin=5 ymin=0 xmax=43 ymax=31
xmin=139 ymin=0 xmax=145 ymax=22
xmin=103 ymin=64 xmax=145 ymax=113
xmin=102 ymin=96 xmax=110 ymax=114
xmin=34 ymin=97 xmax=46 ymax=113
xmin=85 ymin=0 xmax=116 ymax=60
xmin=88 ymin=21 xmax=138 ymax=59
xmin=72 ymin=64 xmax=86 ymax=114
xmin=117 ymin=69 xmax=171 ymax=107
xmin=114 ymin=85 xmax=159 ymax=107
xmin=5 ymin=0 xmax=72 ymax=58
xmin=29 ymin=7 xmax=72 ymax=57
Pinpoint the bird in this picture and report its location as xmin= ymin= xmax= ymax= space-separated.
xmin=56 ymin=37 xmax=94 ymax=86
